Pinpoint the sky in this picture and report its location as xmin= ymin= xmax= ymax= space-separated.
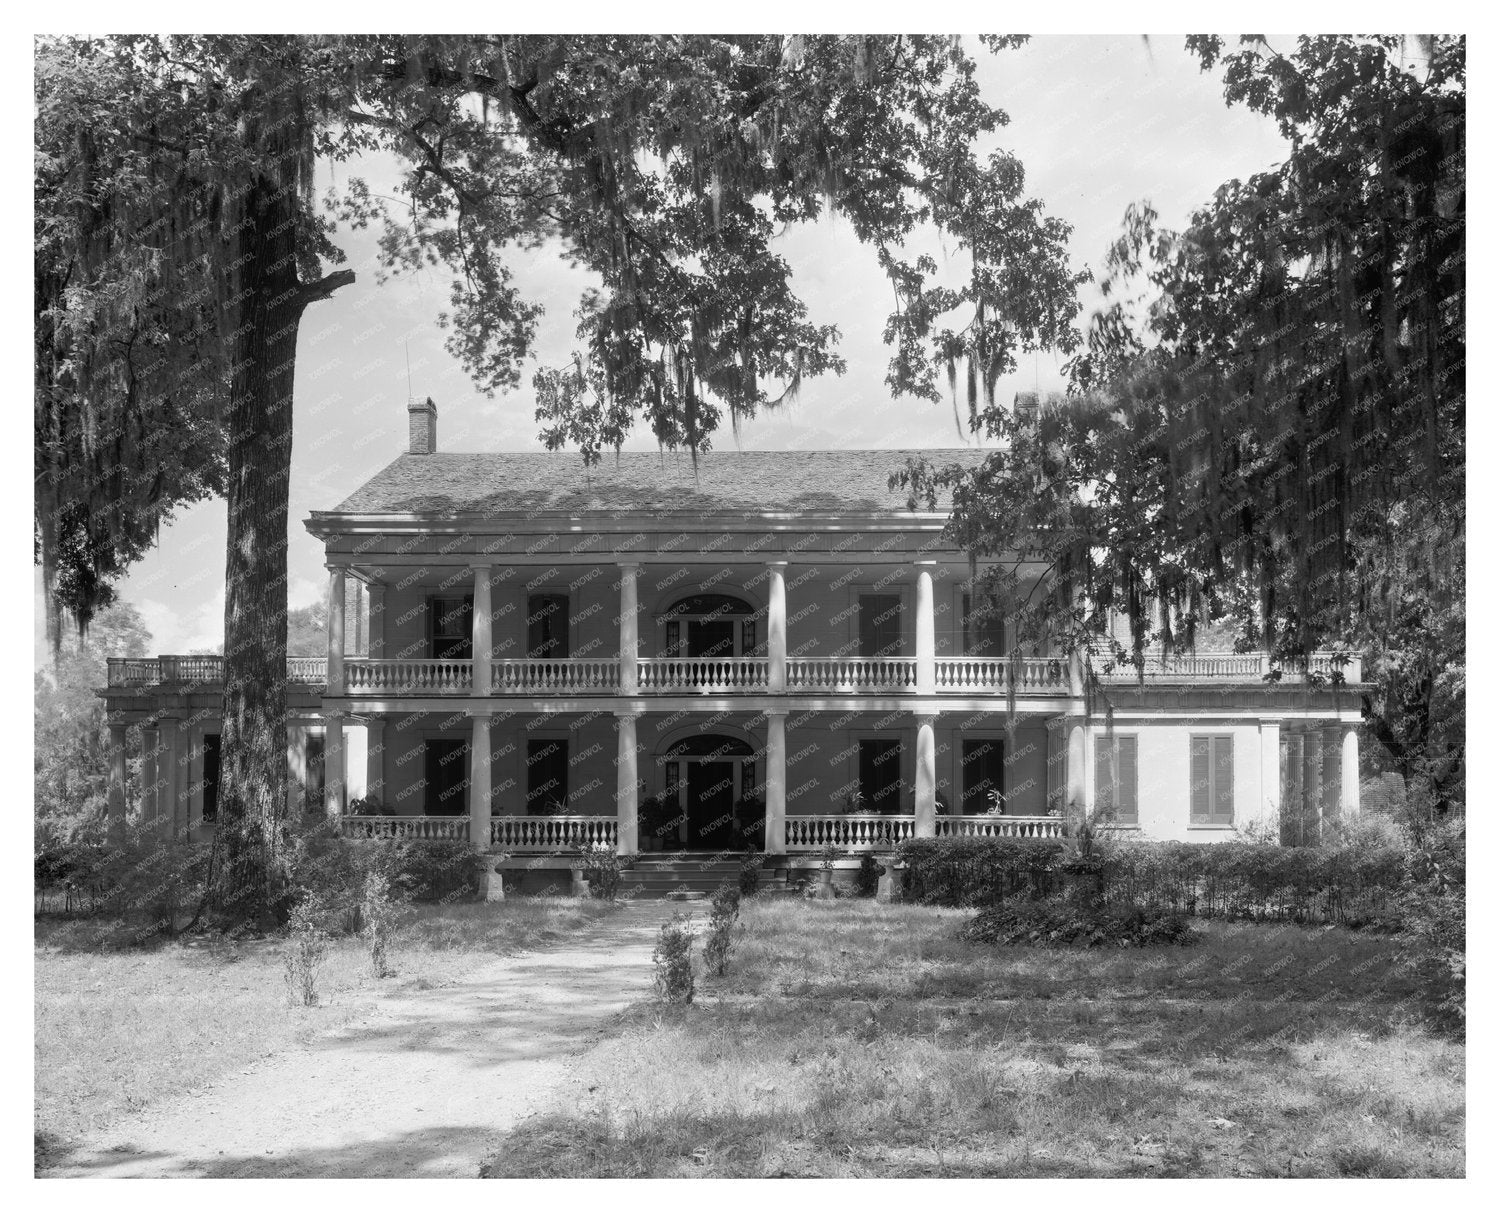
xmin=38 ymin=35 xmax=1290 ymax=658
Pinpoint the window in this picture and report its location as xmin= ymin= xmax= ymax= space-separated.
xmin=1094 ymin=734 xmax=1139 ymax=824
xmin=201 ymin=734 xmax=221 ymax=822
xmin=424 ymin=739 xmax=470 ymax=816
xmin=527 ymin=593 xmax=570 ymax=658
xmin=304 ymin=734 xmax=325 ymax=815
xmin=858 ymin=594 xmax=904 ymax=658
xmin=428 ymin=595 xmax=473 ymax=659
xmin=858 ymin=740 xmax=903 ymax=814
xmin=526 ymin=738 xmax=569 ymax=814
xmin=961 ymin=738 xmax=1005 ymax=814
xmin=962 ymin=592 xmax=1007 ymax=656
xmin=1190 ymin=734 xmax=1234 ymax=825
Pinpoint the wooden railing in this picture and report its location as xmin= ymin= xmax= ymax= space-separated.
xmin=936 ymin=815 xmax=1065 ymax=839
xmin=338 ymin=815 xmax=470 ymax=841
xmin=344 ymin=659 xmax=472 ymax=694
xmin=491 ymin=816 xmax=618 ymax=851
xmin=105 ymin=650 xmax=1361 ymax=692
xmin=636 ymin=657 xmax=770 ymax=692
xmin=784 ymin=814 xmax=916 ymax=851
xmin=787 ymin=657 xmax=918 ymax=692
xmin=935 ymin=657 xmax=1069 ymax=691
xmin=493 ymin=659 xmax=621 ymax=692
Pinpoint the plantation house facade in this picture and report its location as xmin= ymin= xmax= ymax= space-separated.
xmin=99 ymin=399 xmax=1363 ymax=873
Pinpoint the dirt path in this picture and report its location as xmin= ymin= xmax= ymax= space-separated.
xmin=47 ymin=903 xmax=676 ymax=1178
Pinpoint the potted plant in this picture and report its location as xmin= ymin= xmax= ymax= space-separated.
xmin=816 ymin=843 xmax=839 ymax=899
xmin=842 ymin=789 xmax=873 ymax=817
xmin=984 ymin=788 xmax=1006 ymax=817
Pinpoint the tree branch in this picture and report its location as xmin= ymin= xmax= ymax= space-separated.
xmin=297 ymin=268 xmax=356 ymax=308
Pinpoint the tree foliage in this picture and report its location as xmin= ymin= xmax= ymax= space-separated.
xmin=897 ymin=35 xmax=1464 ymax=799
xmin=36 ymin=35 xmax=1084 ymax=921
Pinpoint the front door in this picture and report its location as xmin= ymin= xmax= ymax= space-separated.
xmin=687 ymin=618 xmax=736 ymax=659
xmin=687 ymin=760 xmax=737 ymax=850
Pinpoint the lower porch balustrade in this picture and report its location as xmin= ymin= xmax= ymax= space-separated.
xmin=490 ymin=815 xmax=619 ymax=851
xmin=935 ymin=814 xmax=1065 ymax=839
xmin=338 ymin=815 xmax=471 ymax=841
xmin=783 ymin=814 xmax=917 ymax=850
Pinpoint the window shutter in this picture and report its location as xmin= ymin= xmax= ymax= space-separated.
xmin=1213 ymin=735 xmax=1234 ymax=823
xmin=665 ymin=619 xmax=680 ymax=657
xmin=1118 ymin=736 xmax=1138 ymax=823
xmin=1094 ymin=734 xmax=1113 ymax=811
xmin=1190 ymin=736 xmax=1211 ymax=823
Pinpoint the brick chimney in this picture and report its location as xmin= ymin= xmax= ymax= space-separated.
xmin=408 ymin=396 xmax=437 ymax=455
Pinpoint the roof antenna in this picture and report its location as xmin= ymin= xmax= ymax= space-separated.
xmin=405 ymin=341 xmax=414 ymax=403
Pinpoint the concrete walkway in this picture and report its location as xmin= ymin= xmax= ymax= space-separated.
xmin=48 ymin=903 xmax=673 ymax=1178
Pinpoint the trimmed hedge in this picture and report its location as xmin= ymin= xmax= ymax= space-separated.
xmin=897 ymin=835 xmax=1409 ymax=927
xmin=897 ymin=837 xmax=1065 ymax=906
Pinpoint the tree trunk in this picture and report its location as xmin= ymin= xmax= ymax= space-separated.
xmin=212 ymin=167 xmax=304 ymax=927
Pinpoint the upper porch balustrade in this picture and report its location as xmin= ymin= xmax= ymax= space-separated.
xmin=105 ymin=650 xmax=1362 ymax=693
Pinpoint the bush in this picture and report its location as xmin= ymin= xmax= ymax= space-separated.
xmin=652 ymin=913 xmax=695 ymax=1003
xmin=282 ymin=896 xmax=329 ymax=1006
xmin=737 ymin=851 xmax=762 ymax=897
xmin=703 ymin=883 xmax=741 ymax=976
xmin=897 ymin=837 xmax=1065 ymax=906
xmin=855 ymin=853 xmax=881 ymax=898
xmin=361 ymin=868 xmax=404 ymax=978
xmin=961 ymin=900 xmax=1197 ymax=949
xmin=580 ymin=843 xmax=624 ymax=900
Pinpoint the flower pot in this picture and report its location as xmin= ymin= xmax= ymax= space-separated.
xmin=817 ymin=867 xmax=836 ymax=900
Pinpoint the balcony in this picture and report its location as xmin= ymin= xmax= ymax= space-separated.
xmin=105 ymin=650 xmax=1361 ymax=693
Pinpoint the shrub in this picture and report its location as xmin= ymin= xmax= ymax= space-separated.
xmin=897 ymin=836 xmax=1065 ymax=906
xmin=961 ymin=900 xmax=1197 ymax=949
xmin=361 ymin=868 xmax=404 ymax=978
xmin=282 ymin=896 xmax=329 ymax=1006
xmin=652 ymin=913 xmax=695 ymax=1003
xmin=580 ymin=843 xmax=625 ymax=900
xmin=703 ymin=883 xmax=741 ymax=976
xmin=855 ymin=853 xmax=881 ymax=898
xmin=737 ymin=851 xmax=762 ymax=897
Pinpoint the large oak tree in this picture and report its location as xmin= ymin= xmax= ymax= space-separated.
xmin=36 ymin=35 xmax=1083 ymax=922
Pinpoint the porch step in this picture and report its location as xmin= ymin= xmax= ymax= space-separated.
xmin=617 ymin=859 xmax=789 ymax=899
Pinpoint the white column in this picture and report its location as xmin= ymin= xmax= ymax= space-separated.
xmin=1301 ymin=729 xmax=1323 ymax=841
xmin=286 ymin=723 xmax=306 ymax=818
xmin=914 ymin=713 xmax=938 ymax=836
xmin=159 ymin=717 xmax=183 ymax=839
xmin=472 ymin=564 xmax=493 ymax=697
xmin=1322 ymin=724 xmax=1342 ymax=823
xmin=1259 ymin=718 xmax=1282 ymax=837
xmin=767 ymin=561 xmax=788 ymax=692
xmin=618 ymin=563 xmax=639 ymax=694
xmin=470 ymin=715 xmax=491 ymax=850
xmin=765 ymin=710 xmax=787 ymax=854
xmin=367 ymin=584 xmax=386 ymax=659
xmin=915 ymin=561 xmax=936 ymax=695
xmin=1341 ymin=724 xmax=1361 ymax=818
xmin=323 ymin=711 xmax=345 ymax=820
xmin=107 ymin=721 xmax=128 ymax=845
xmin=366 ymin=718 xmax=386 ymax=805
xmin=141 ymin=723 xmax=161 ymax=837
xmin=326 ymin=565 xmax=346 ymax=695
xmin=615 ymin=711 xmax=639 ymax=853
xmin=1066 ymin=720 xmax=1086 ymax=813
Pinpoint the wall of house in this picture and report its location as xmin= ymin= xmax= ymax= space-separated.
xmin=370 ymin=559 xmax=1052 ymax=662
xmin=1111 ymin=719 xmax=1272 ymax=842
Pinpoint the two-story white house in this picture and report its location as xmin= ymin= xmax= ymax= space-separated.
xmin=98 ymin=398 xmax=1364 ymax=887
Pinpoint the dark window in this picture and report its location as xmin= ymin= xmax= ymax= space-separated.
xmin=962 ymin=592 xmax=1007 ymax=656
xmin=1094 ymin=734 xmax=1139 ymax=824
xmin=428 ymin=595 xmax=473 ymax=659
xmin=527 ymin=593 xmax=570 ymax=658
xmin=304 ymin=734 xmax=326 ymax=815
xmin=201 ymin=734 xmax=221 ymax=822
xmin=424 ymin=738 xmax=470 ymax=816
xmin=526 ymin=739 xmax=570 ymax=814
xmin=858 ymin=740 xmax=903 ymax=814
xmin=1190 ymin=735 xmax=1234 ymax=824
xmin=858 ymin=594 xmax=904 ymax=658
xmin=961 ymin=738 xmax=1005 ymax=814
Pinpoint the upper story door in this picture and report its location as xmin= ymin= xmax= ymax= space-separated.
xmin=527 ymin=593 xmax=571 ymax=659
xmin=428 ymin=595 xmax=473 ymax=659
xmin=858 ymin=594 xmax=904 ymax=658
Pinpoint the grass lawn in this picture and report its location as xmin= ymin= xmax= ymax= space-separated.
xmin=35 ymin=897 xmax=618 ymax=1163
xmin=484 ymin=899 xmax=1464 ymax=1178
